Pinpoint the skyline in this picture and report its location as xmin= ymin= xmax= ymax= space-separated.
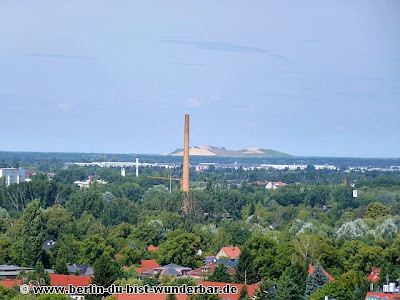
xmin=0 ymin=1 xmax=399 ymax=158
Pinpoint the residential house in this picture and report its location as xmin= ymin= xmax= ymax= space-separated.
xmin=365 ymin=292 xmax=400 ymax=300
xmin=67 ymin=264 xmax=94 ymax=277
xmin=368 ymin=267 xmax=380 ymax=283
xmin=147 ymin=245 xmax=160 ymax=252
xmin=265 ymin=181 xmax=286 ymax=190
xmin=365 ymin=280 xmax=400 ymax=299
xmin=188 ymin=262 xmax=235 ymax=279
xmin=213 ymin=258 xmax=238 ymax=269
xmin=134 ymin=260 xmax=160 ymax=274
xmin=140 ymin=263 xmax=191 ymax=278
xmin=216 ymin=246 xmax=240 ymax=260
xmin=0 ymin=279 xmax=23 ymax=289
xmin=50 ymin=274 xmax=91 ymax=300
xmin=74 ymin=178 xmax=107 ymax=189
xmin=204 ymin=256 xmax=216 ymax=264
xmin=43 ymin=240 xmax=56 ymax=252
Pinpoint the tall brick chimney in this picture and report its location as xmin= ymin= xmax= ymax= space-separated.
xmin=182 ymin=114 xmax=190 ymax=213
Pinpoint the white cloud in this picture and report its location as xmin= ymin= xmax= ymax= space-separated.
xmin=184 ymin=98 xmax=201 ymax=108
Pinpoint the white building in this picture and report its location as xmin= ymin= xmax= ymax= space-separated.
xmin=0 ymin=168 xmax=25 ymax=187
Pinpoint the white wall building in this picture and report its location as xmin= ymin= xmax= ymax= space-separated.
xmin=0 ymin=168 xmax=25 ymax=187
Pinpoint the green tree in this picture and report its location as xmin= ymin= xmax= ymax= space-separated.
xmin=207 ymin=264 xmax=231 ymax=283
xmin=238 ymin=285 xmax=250 ymax=300
xmin=54 ymin=255 xmax=69 ymax=275
xmin=309 ymin=280 xmax=352 ymax=300
xmin=92 ymin=253 xmax=121 ymax=291
xmin=49 ymin=234 xmax=81 ymax=267
xmin=235 ymin=247 xmax=256 ymax=284
xmin=236 ymin=235 xmax=277 ymax=283
xmin=116 ymin=247 xmax=142 ymax=266
xmin=304 ymin=262 xmax=329 ymax=298
xmin=366 ymin=202 xmax=390 ymax=219
xmin=159 ymin=230 xmax=201 ymax=268
xmin=66 ymin=187 xmax=103 ymax=219
xmin=27 ymin=261 xmax=50 ymax=285
xmin=166 ymin=294 xmax=178 ymax=300
xmin=275 ymin=273 xmax=299 ymax=300
xmin=0 ymin=284 xmax=16 ymax=300
xmin=276 ymin=264 xmax=307 ymax=300
xmin=42 ymin=205 xmax=74 ymax=240
xmin=21 ymin=199 xmax=44 ymax=267
xmin=253 ymin=280 xmax=275 ymax=300
xmin=79 ymin=234 xmax=113 ymax=265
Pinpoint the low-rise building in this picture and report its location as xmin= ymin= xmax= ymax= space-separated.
xmin=67 ymin=264 xmax=94 ymax=277
xmin=50 ymin=274 xmax=91 ymax=300
xmin=0 ymin=168 xmax=25 ymax=186
xmin=188 ymin=262 xmax=235 ymax=279
xmin=216 ymin=246 xmax=240 ymax=260
xmin=0 ymin=265 xmax=33 ymax=279
xmin=140 ymin=263 xmax=192 ymax=278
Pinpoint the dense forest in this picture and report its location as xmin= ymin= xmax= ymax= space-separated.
xmin=1 ymin=154 xmax=400 ymax=300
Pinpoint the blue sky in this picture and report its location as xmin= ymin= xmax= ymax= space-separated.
xmin=0 ymin=0 xmax=399 ymax=157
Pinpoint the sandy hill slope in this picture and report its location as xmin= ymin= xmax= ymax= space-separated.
xmin=169 ymin=145 xmax=293 ymax=158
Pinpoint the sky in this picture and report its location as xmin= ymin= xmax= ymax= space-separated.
xmin=0 ymin=1 xmax=399 ymax=157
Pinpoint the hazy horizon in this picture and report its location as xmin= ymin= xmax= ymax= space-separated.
xmin=1 ymin=1 xmax=399 ymax=157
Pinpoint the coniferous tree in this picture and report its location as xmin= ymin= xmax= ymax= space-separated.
xmin=21 ymin=199 xmax=44 ymax=267
xmin=275 ymin=273 xmax=299 ymax=300
xmin=208 ymin=264 xmax=231 ymax=283
xmin=27 ymin=261 xmax=50 ymax=285
xmin=253 ymin=280 xmax=275 ymax=300
xmin=235 ymin=247 xmax=257 ymax=284
xmin=54 ymin=256 xmax=69 ymax=275
xmin=304 ymin=262 xmax=329 ymax=298
xmin=239 ymin=285 xmax=250 ymax=300
xmin=93 ymin=253 xmax=121 ymax=291
xmin=166 ymin=294 xmax=178 ymax=300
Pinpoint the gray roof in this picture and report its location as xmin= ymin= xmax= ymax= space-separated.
xmin=68 ymin=264 xmax=94 ymax=276
xmin=0 ymin=265 xmax=33 ymax=271
xmin=157 ymin=263 xmax=191 ymax=271
xmin=0 ymin=265 xmax=33 ymax=278
xmin=43 ymin=240 xmax=56 ymax=252
xmin=162 ymin=268 xmax=182 ymax=276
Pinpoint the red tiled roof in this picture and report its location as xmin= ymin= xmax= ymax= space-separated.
xmin=115 ymin=253 xmax=121 ymax=258
xmin=25 ymin=170 xmax=37 ymax=177
xmin=365 ymin=292 xmax=400 ymax=300
xmin=368 ymin=267 xmax=380 ymax=283
xmin=0 ymin=279 xmax=23 ymax=289
xmin=113 ymin=281 xmax=259 ymax=300
xmin=50 ymin=274 xmax=91 ymax=287
xmin=147 ymin=245 xmax=160 ymax=252
xmin=188 ymin=262 xmax=235 ymax=278
xmin=308 ymin=265 xmax=334 ymax=281
xmin=219 ymin=246 xmax=241 ymax=259
xmin=135 ymin=260 xmax=160 ymax=274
